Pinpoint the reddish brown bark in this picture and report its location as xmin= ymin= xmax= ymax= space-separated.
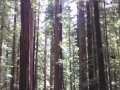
xmin=86 ymin=1 xmax=94 ymax=90
xmin=90 ymin=3 xmax=98 ymax=89
xmin=77 ymin=1 xmax=87 ymax=90
xmin=93 ymin=1 xmax=106 ymax=90
xmin=19 ymin=0 xmax=34 ymax=89
xmin=54 ymin=0 xmax=63 ymax=90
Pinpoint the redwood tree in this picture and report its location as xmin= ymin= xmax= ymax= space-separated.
xmin=54 ymin=0 xmax=63 ymax=89
xmin=93 ymin=1 xmax=106 ymax=90
xmin=77 ymin=1 xmax=87 ymax=90
xmin=86 ymin=1 xmax=94 ymax=90
xmin=19 ymin=0 xmax=34 ymax=89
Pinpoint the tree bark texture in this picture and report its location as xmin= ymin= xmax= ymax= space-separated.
xmin=19 ymin=0 xmax=34 ymax=89
xmin=90 ymin=3 xmax=98 ymax=89
xmin=54 ymin=0 xmax=63 ymax=89
xmin=93 ymin=1 xmax=106 ymax=90
xmin=86 ymin=1 xmax=94 ymax=90
xmin=77 ymin=1 xmax=87 ymax=90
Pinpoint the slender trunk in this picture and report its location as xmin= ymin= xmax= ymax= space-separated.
xmin=90 ymin=2 xmax=98 ymax=89
xmin=16 ymin=43 xmax=20 ymax=83
xmin=10 ymin=2 xmax=17 ymax=90
xmin=77 ymin=1 xmax=87 ymax=90
xmin=114 ymin=29 xmax=119 ymax=89
xmin=86 ymin=1 xmax=94 ymax=90
xmin=0 ymin=23 xmax=3 ymax=84
xmin=93 ymin=1 xmax=106 ymax=90
xmin=43 ymin=32 xmax=47 ymax=90
xmin=19 ymin=0 xmax=34 ymax=89
xmin=50 ymin=33 xmax=54 ymax=90
xmin=5 ymin=44 xmax=9 ymax=90
xmin=34 ymin=31 xmax=39 ymax=90
xmin=0 ymin=5 xmax=5 ymax=84
xmin=118 ymin=1 xmax=120 ymax=89
xmin=68 ymin=7 xmax=72 ymax=90
xmin=59 ymin=4 xmax=64 ymax=89
xmin=49 ymin=1 xmax=54 ymax=90
xmin=34 ymin=4 xmax=40 ymax=89
xmin=113 ymin=60 xmax=117 ymax=89
xmin=104 ymin=2 xmax=112 ymax=90
xmin=73 ymin=46 xmax=76 ymax=90
xmin=103 ymin=2 xmax=108 ymax=90
xmin=32 ymin=8 xmax=36 ymax=90
xmin=70 ymin=60 xmax=72 ymax=90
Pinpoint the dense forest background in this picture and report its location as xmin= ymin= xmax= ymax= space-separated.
xmin=0 ymin=0 xmax=120 ymax=90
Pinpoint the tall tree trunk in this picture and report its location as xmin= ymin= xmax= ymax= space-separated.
xmin=0 ymin=22 xmax=3 ymax=85
xmin=19 ymin=0 xmax=34 ymax=89
xmin=10 ymin=1 xmax=17 ymax=90
xmin=86 ymin=1 xmax=94 ymax=90
xmin=32 ymin=8 xmax=36 ymax=90
xmin=118 ymin=1 xmax=120 ymax=89
xmin=33 ymin=3 xmax=40 ymax=90
xmin=43 ymin=32 xmax=47 ymax=90
xmin=90 ymin=3 xmax=98 ymax=89
xmin=0 ymin=5 xmax=5 ymax=84
xmin=59 ymin=4 xmax=64 ymax=90
xmin=54 ymin=0 xmax=63 ymax=89
xmin=77 ymin=1 xmax=87 ymax=90
xmin=34 ymin=31 xmax=39 ymax=90
xmin=68 ymin=6 xmax=72 ymax=90
xmin=4 ymin=43 xmax=9 ymax=90
xmin=104 ymin=1 xmax=112 ymax=90
xmin=16 ymin=43 xmax=20 ymax=83
xmin=113 ymin=58 xmax=117 ymax=89
xmin=49 ymin=1 xmax=54 ymax=90
xmin=73 ymin=46 xmax=76 ymax=90
xmin=93 ymin=1 xmax=106 ymax=90
xmin=50 ymin=33 xmax=54 ymax=90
